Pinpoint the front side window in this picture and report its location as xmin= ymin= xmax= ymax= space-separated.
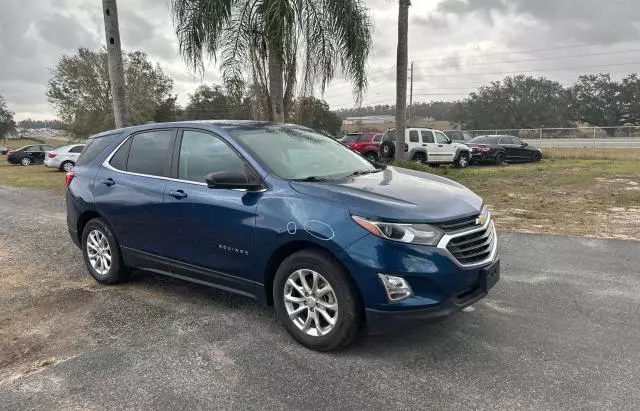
xmin=231 ymin=125 xmax=376 ymax=180
xmin=126 ymin=130 xmax=174 ymax=177
xmin=435 ymin=132 xmax=450 ymax=144
xmin=421 ymin=131 xmax=434 ymax=143
xmin=409 ymin=130 xmax=419 ymax=143
xmin=178 ymin=130 xmax=246 ymax=183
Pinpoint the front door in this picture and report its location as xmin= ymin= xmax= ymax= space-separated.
xmin=26 ymin=145 xmax=45 ymax=163
xmin=499 ymin=136 xmax=521 ymax=161
xmin=433 ymin=131 xmax=455 ymax=162
xmin=163 ymin=129 xmax=259 ymax=283
xmin=94 ymin=129 xmax=176 ymax=255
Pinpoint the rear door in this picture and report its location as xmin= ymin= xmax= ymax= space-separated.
xmin=68 ymin=145 xmax=84 ymax=162
xmin=420 ymin=130 xmax=437 ymax=161
xmin=162 ymin=129 xmax=259 ymax=283
xmin=94 ymin=129 xmax=177 ymax=255
xmin=407 ymin=129 xmax=421 ymax=154
xmin=25 ymin=145 xmax=45 ymax=163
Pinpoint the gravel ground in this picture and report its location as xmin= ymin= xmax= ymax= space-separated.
xmin=1 ymin=184 xmax=639 ymax=410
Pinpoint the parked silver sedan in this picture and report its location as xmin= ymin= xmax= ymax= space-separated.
xmin=44 ymin=144 xmax=85 ymax=172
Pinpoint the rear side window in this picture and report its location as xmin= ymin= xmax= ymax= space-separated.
xmin=358 ymin=134 xmax=370 ymax=142
xmin=69 ymin=145 xmax=84 ymax=153
xmin=421 ymin=131 xmax=434 ymax=143
xmin=109 ymin=138 xmax=133 ymax=171
xmin=126 ymin=130 xmax=174 ymax=177
xmin=499 ymin=136 xmax=515 ymax=144
xmin=409 ymin=130 xmax=419 ymax=143
xmin=77 ymin=134 xmax=119 ymax=166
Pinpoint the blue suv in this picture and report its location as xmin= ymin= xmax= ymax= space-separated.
xmin=66 ymin=121 xmax=499 ymax=350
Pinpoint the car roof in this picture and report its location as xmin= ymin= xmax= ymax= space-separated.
xmin=87 ymin=120 xmax=293 ymax=140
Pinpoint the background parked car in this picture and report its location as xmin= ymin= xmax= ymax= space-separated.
xmin=466 ymin=135 xmax=542 ymax=164
xmin=44 ymin=144 xmax=85 ymax=171
xmin=444 ymin=130 xmax=475 ymax=143
xmin=380 ymin=128 xmax=471 ymax=168
xmin=340 ymin=132 xmax=380 ymax=161
xmin=0 ymin=147 xmax=8 ymax=155
xmin=6 ymin=145 xmax=56 ymax=166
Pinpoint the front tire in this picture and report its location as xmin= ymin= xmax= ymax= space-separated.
xmin=20 ymin=157 xmax=32 ymax=166
xmin=533 ymin=152 xmax=542 ymax=162
xmin=273 ymin=249 xmax=363 ymax=351
xmin=60 ymin=161 xmax=75 ymax=172
xmin=82 ymin=218 xmax=128 ymax=285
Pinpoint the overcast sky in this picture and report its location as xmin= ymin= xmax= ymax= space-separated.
xmin=1 ymin=0 xmax=639 ymax=120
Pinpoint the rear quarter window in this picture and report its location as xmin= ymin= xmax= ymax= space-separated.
xmin=76 ymin=133 xmax=120 ymax=166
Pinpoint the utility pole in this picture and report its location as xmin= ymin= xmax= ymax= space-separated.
xmin=395 ymin=0 xmax=411 ymax=161
xmin=102 ymin=0 xmax=128 ymax=128
xmin=409 ymin=61 xmax=414 ymax=126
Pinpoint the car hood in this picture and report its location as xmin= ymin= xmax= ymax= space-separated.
xmin=289 ymin=166 xmax=483 ymax=223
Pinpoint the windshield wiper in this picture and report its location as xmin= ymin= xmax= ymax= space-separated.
xmin=292 ymin=176 xmax=329 ymax=182
xmin=352 ymin=169 xmax=383 ymax=176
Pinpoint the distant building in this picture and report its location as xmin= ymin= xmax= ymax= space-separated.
xmin=343 ymin=115 xmax=396 ymax=125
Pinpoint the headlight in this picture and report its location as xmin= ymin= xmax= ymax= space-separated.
xmin=351 ymin=216 xmax=444 ymax=246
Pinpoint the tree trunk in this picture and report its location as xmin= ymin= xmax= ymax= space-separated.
xmin=268 ymin=46 xmax=285 ymax=123
xmin=102 ymin=0 xmax=128 ymax=128
xmin=395 ymin=0 xmax=410 ymax=161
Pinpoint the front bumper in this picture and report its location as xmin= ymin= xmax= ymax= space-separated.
xmin=365 ymin=259 xmax=500 ymax=332
xmin=342 ymin=217 xmax=499 ymax=332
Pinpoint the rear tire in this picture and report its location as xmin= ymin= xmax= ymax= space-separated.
xmin=413 ymin=152 xmax=426 ymax=164
xmin=495 ymin=153 xmax=505 ymax=165
xmin=82 ymin=218 xmax=129 ymax=285
xmin=273 ymin=249 xmax=363 ymax=351
xmin=60 ymin=161 xmax=75 ymax=172
xmin=454 ymin=152 xmax=470 ymax=168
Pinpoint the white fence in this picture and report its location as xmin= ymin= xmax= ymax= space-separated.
xmin=463 ymin=126 xmax=640 ymax=149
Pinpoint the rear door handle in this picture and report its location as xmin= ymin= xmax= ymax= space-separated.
xmin=438 ymin=144 xmax=443 ymax=147
xmin=99 ymin=178 xmax=115 ymax=186
xmin=422 ymin=144 xmax=427 ymax=147
xmin=168 ymin=190 xmax=187 ymax=199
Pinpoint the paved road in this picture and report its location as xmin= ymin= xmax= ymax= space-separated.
xmin=523 ymin=137 xmax=640 ymax=148
xmin=1 ymin=185 xmax=639 ymax=410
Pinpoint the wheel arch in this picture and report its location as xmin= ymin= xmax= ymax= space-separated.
xmin=263 ymin=240 xmax=363 ymax=307
xmin=76 ymin=210 xmax=104 ymax=244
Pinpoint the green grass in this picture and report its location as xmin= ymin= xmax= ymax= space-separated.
xmin=0 ymin=162 xmax=67 ymax=195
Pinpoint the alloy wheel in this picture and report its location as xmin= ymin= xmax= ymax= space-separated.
xmin=86 ymin=229 xmax=112 ymax=276
xmin=284 ymin=269 xmax=339 ymax=337
xmin=459 ymin=155 xmax=469 ymax=167
xmin=63 ymin=162 xmax=74 ymax=172
xmin=20 ymin=157 xmax=31 ymax=166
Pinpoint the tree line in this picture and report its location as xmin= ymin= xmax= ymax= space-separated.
xmin=45 ymin=48 xmax=342 ymax=138
xmin=337 ymin=74 xmax=640 ymax=134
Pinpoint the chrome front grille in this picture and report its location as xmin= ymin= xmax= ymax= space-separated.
xmin=433 ymin=214 xmax=480 ymax=233
xmin=438 ymin=216 xmax=497 ymax=267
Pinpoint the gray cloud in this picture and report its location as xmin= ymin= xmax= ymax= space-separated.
xmin=2 ymin=0 xmax=640 ymax=119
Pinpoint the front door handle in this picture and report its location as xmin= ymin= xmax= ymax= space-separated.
xmin=99 ymin=178 xmax=115 ymax=187
xmin=168 ymin=190 xmax=187 ymax=199
xmin=422 ymin=144 xmax=427 ymax=147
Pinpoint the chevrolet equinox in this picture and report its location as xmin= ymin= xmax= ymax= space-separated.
xmin=66 ymin=121 xmax=500 ymax=350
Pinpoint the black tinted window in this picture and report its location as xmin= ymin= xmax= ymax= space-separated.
xmin=342 ymin=134 xmax=362 ymax=143
xmin=499 ymin=136 xmax=515 ymax=144
xmin=421 ymin=131 xmax=434 ymax=143
xmin=77 ymin=133 xmax=119 ymax=166
xmin=178 ymin=131 xmax=246 ymax=183
xmin=469 ymin=136 xmax=487 ymax=143
xmin=69 ymin=145 xmax=84 ymax=153
xmin=487 ymin=136 xmax=502 ymax=144
xmin=409 ymin=130 xmax=419 ymax=143
xmin=382 ymin=130 xmax=396 ymax=142
xmin=109 ymin=138 xmax=132 ymax=170
xmin=126 ymin=130 xmax=174 ymax=177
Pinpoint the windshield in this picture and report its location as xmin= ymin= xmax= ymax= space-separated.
xmin=231 ymin=125 xmax=376 ymax=180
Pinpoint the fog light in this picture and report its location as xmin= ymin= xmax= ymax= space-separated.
xmin=378 ymin=274 xmax=413 ymax=302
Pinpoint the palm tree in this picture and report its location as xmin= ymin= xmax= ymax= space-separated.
xmin=171 ymin=0 xmax=372 ymax=122
xmin=395 ymin=0 xmax=410 ymax=161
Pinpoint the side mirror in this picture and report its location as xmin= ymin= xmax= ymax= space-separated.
xmin=522 ymin=142 xmax=528 ymax=147
xmin=205 ymin=169 xmax=262 ymax=190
